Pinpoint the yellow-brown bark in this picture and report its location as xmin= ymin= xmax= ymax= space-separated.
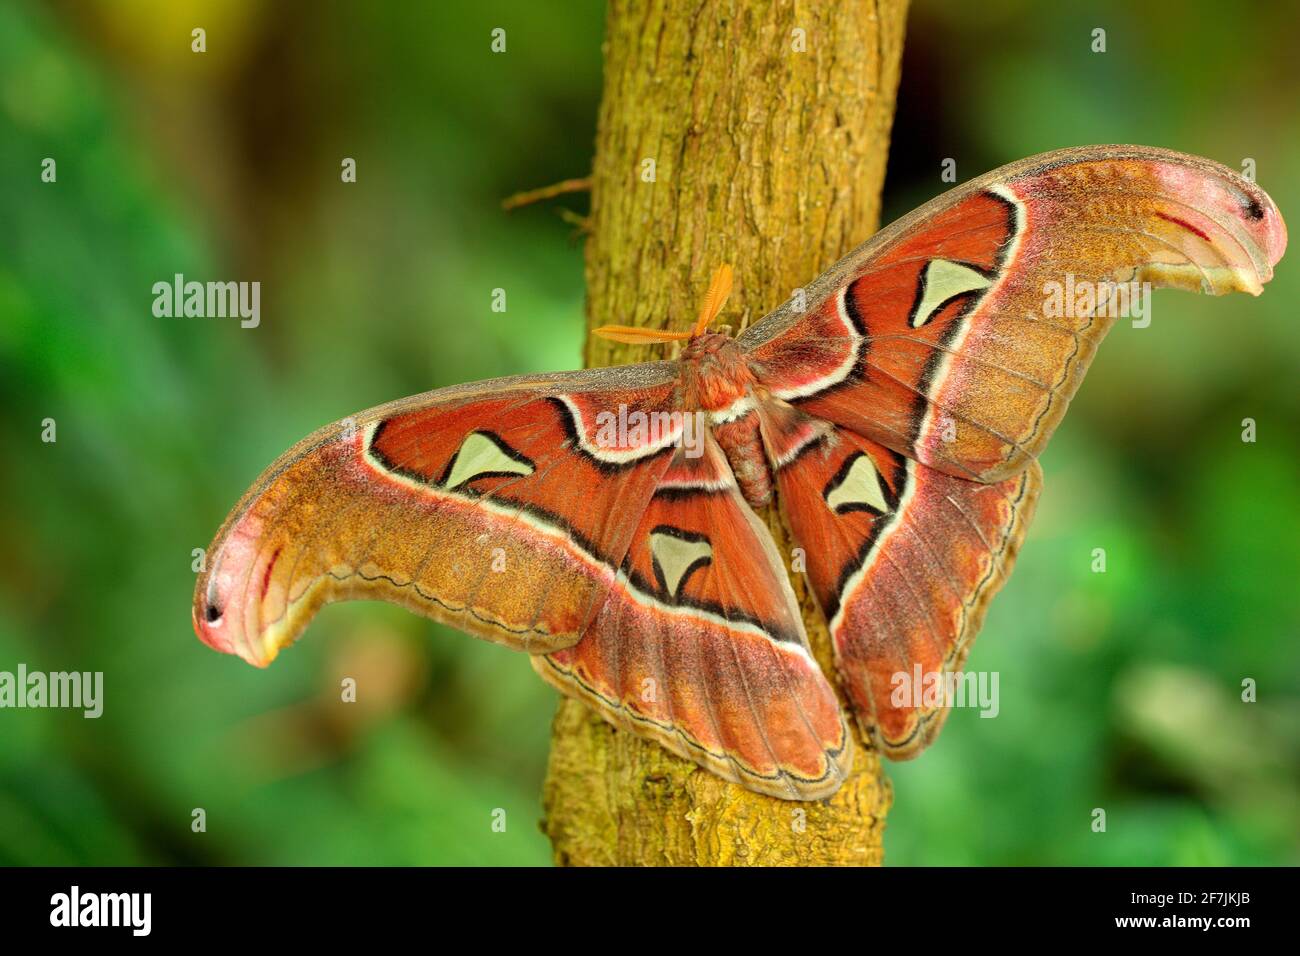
xmin=542 ymin=0 xmax=910 ymax=866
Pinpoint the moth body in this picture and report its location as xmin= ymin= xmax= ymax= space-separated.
xmin=679 ymin=330 xmax=773 ymax=507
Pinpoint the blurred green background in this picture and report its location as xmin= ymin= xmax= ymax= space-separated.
xmin=0 ymin=0 xmax=1296 ymax=866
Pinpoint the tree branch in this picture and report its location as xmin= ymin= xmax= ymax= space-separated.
xmin=542 ymin=0 xmax=910 ymax=866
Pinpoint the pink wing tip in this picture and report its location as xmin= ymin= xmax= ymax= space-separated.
xmin=1233 ymin=175 xmax=1286 ymax=285
xmin=192 ymin=603 xmax=233 ymax=655
xmin=1259 ymin=192 xmax=1288 ymax=270
xmin=1154 ymin=159 xmax=1286 ymax=290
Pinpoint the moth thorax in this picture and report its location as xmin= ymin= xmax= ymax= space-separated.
xmin=680 ymin=332 xmax=754 ymax=411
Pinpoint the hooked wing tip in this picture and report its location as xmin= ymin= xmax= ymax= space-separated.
xmin=191 ymin=598 xmax=276 ymax=668
xmin=1232 ymin=172 xmax=1287 ymax=289
xmin=1258 ymin=189 xmax=1288 ymax=273
xmin=191 ymin=527 xmax=283 ymax=669
xmin=1162 ymin=158 xmax=1287 ymax=294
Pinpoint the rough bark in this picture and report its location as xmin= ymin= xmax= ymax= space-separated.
xmin=542 ymin=0 xmax=909 ymax=866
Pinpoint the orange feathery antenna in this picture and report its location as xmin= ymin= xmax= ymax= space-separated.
xmin=593 ymin=263 xmax=734 ymax=344
xmin=692 ymin=262 xmax=734 ymax=335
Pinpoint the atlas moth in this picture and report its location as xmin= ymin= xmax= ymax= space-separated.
xmin=195 ymin=146 xmax=1286 ymax=800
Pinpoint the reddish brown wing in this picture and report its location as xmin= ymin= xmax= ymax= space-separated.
xmin=742 ymin=146 xmax=1284 ymax=756
xmin=759 ymin=405 xmax=1038 ymax=755
xmin=195 ymin=366 xmax=851 ymax=799
xmin=193 ymin=364 xmax=681 ymax=667
xmin=534 ymin=435 xmax=852 ymax=799
xmin=741 ymin=146 xmax=1286 ymax=483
